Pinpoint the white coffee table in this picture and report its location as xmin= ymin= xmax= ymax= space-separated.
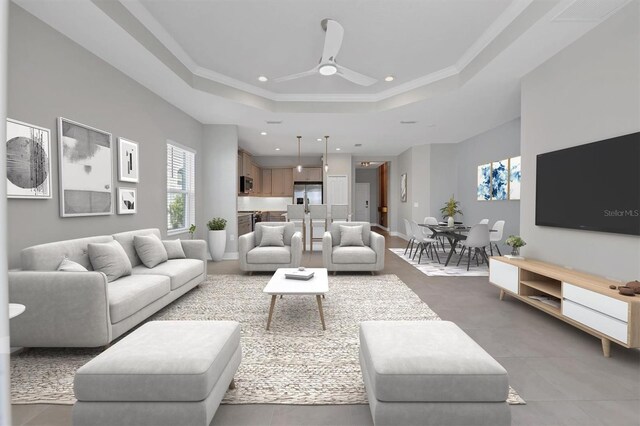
xmin=263 ymin=268 xmax=329 ymax=330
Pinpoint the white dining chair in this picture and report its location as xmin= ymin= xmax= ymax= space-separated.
xmin=411 ymin=220 xmax=440 ymax=264
xmin=489 ymin=220 xmax=505 ymax=256
xmin=403 ymin=218 xmax=415 ymax=257
xmin=456 ymin=224 xmax=490 ymax=271
xmin=424 ymin=216 xmax=446 ymax=253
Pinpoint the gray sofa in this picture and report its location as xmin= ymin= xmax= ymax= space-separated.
xmin=9 ymin=228 xmax=207 ymax=348
xmin=239 ymin=222 xmax=302 ymax=272
xmin=322 ymin=222 xmax=385 ymax=273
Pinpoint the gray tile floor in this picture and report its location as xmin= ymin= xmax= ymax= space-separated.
xmin=11 ymin=230 xmax=640 ymax=425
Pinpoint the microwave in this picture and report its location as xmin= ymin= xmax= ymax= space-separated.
xmin=240 ymin=176 xmax=253 ymax=193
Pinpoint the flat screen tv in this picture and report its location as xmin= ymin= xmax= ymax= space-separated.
xmin=536 ymin=132 xmax=640 ymax=236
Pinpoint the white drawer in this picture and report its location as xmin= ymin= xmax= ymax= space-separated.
xmin=563 ymin=299 xmax=628 ymax=343
xmin=563 ymin=283 xmax=628 ymax=322
xmin=489 ymin=259 xmax=519 ymax=293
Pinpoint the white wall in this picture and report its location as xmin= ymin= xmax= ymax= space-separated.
xmin=237 ymin=197 xmax=292 ymax=211
xmin=0 ymin=0 xmax=11 ymax=423
xmin=520 ymin=1 xmax=640 ymax=281
xmin=203 ymin=125 xmax=239 ymax=257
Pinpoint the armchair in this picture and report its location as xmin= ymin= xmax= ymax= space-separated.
xmin=239 ymin=222 xmax=303 ymax=273
xmin=322 ymin=222 xmax=385 ymax=274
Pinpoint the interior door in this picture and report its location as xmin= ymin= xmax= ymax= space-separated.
xmin=355 ymin=183 xmax=370 ymax=222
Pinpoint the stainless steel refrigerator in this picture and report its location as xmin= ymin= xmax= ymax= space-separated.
xmin=293 ymin=183 xmax=323 ymax=213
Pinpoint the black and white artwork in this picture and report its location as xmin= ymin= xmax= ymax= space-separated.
xmin=401 ymin=173 xmax=407 ymax=202
xmin=118 ymin=187 xmax=136 ymax=214
xmin=6 ymin=119 xmax=52 ymax=199
xmin=58 ymin=118 xmax=113 ymax=217
xmin=118 ymin=137 xmax=139 ymax=183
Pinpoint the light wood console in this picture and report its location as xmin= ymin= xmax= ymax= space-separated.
xmin=489 ymin=257 xmax=639 ymax=357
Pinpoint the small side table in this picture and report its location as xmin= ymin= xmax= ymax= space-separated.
xmin=9 ymin=303 xmax=25 ymax=319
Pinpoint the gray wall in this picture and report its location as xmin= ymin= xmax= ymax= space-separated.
xmin=520 ymin=2 xmax=639 ymax=281
xmin=355 ymin=168 xmax=379 ymax=223
xmin=6 ymin=4 xmax=204 ymax=268
xmin=203 ymin=125 xmax=238 ymax=256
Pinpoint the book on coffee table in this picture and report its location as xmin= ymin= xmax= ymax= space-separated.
xmin=285 ymin=270 xmax=315 ymax=280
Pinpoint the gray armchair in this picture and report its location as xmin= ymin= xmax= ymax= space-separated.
xmin=322 ymin=222 xmax=385 ymax=273
xmin=239 ymin=222 xmax=303 ymax=273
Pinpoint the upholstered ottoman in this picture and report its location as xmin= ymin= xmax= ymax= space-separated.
xmin=73 ymin=321 xmax=241 ymax=426
xmin=359 ymin=321 xmax=510 ymax=426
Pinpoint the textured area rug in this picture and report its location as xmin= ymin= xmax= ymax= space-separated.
xmin=11 ymin=274 xmax=524 ymax=405
xmin=389 ymin=247 xmax=489 ymax=277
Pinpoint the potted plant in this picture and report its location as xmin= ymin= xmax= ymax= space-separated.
xmin=207 ymin=218 xmax=227 ymax=261
xmin=440 ymin=195 xmax=463 ymax=227
xmin=505 ymin=235 xmax=526 ymax=258
xmin=188 ymin=224 xmax=196 ymax=240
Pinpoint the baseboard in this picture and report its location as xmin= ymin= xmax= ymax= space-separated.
xmin=390 ymin=231 xmax=410 ymax=241
xmin=223 ymin=252 xmax=239 ymax=260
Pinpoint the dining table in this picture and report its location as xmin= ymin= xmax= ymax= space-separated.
xmin=418 ymin=223 xmax=494 ymax=267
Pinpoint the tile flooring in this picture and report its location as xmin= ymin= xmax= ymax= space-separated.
xmin=11 ymin=229 xmax=640 ymax=425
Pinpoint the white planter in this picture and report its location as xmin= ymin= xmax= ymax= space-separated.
xmin=447 ymin=216 xmax=455 ymax=227
xmin=208 ymin=230 xmax=226 ymax=261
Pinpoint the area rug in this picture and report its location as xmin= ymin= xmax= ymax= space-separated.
xmin=389 ymin=247 xmax=489 ymax=277
xmin=11 ymin=274 xmax=523 ymax=405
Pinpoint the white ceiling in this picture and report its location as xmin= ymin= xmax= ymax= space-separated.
xmin=13 ymin=0 xmax=631 ymax=156
xmin=137 ymin=0 xmax=512 ymax=94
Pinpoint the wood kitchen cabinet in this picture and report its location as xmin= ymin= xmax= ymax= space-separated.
xmin=293 ymin=167 xmax=322 ymax=182
xmin=262 ymin=169 xmax=272 ymax=196
xmin=283 ymin=168 xmax=293 ymax=196
xmin=251 ymin=163 xmax=261 ymax=194
xmin=240 ymin=151 xmax=253 ymax=177
xmin=271 ymin=168 xmax=285 ymax=195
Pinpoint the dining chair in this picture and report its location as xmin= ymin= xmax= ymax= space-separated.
xmin=403 ymin=218 xmax=415 ymax=257
xmin=411 ymin=220 xmax=440 ymax=264
xmin=423 ymin=216 xmax=446 ymax=253
xmin=489 ymin=220 xmax=505 ymax=256
xmin=479 ymin=219 xmax=489 ymax=225
xmin=456 ymin=224 xmax=490 ymax=271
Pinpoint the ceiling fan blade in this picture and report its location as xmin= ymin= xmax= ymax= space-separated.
xmin=335 ymin=65 xmax=377 ymax=86
xmin=321 ymin=19 xmax=344 ymax=63
xmin=273 ymin=67 xmax=318 ymax=83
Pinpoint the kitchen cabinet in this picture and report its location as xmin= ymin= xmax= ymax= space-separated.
xmin=283 ymin=168 xmax=293 ymax=196
xmin=251 ymin=163 xmax=261 ymax=194
xmin=271 ymin=168 xmax=285 ymax=195
xmin=237 ymin=214 xmax=252 ymax=236
xmin=239 ymin=151 xmax=253 ymax=177
xmin=293 ymin=167 xmax=322 ymax=182
xmin=262 ymin=169 xmax=272 ymax=196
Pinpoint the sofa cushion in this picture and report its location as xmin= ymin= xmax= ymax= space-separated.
xmin=21 ymin=235 xmax=114 ymax=271
xmin=339 ymin=225 xmax=364 ymax=247
xmin=57 ymin=257 xmax=88 ymax=272
xmin=132 ymin=259 xmax=203 ymax=290
xmin=332 ymin=246 xmax=376 ymax=264
xmin=247 ymin=246 xmax=291 ymax=264
xmin=255 ymin=222 xmax=295 ymax=246
xmin=163 ymin=240 xmax=186 ymax=259
xmin=108 ymin=275 xmax=170 ymax=323
xmin=134 ymin=235 xmax=168 ymax=268
xmin=359 ymin=321 xmax=509 ymax=403
xmin=259 ymin=225 xmax=285 ymax=247
xmin=330 ymin=222 xmax=371 ymax=247
xmin=88 ymin=241 xmax=132 ymax=282
xmin=112 ymin=229 xmax=162 ymax=267
xmin=74 ymin=321 xmax=241 ymax=402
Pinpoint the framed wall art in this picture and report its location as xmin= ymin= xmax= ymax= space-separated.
xmin=118 ymin=137 xmax=139 ymax=183
xmin=400 ymin=173 xmax=407 ymax=202
xmin=58 ymin=117 xmax=113 ymax=217
xmin=117 ymin=187 xmax=137 ymax=214
xmin=6 ymin=119 xmax=52 ymax=199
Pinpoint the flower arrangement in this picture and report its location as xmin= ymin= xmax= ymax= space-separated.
xmin=440 ymin=195 xmax=463 ymax=219
xmin=207 ymin=218 xmax=227 ymax=231
xmin=505 ymin=235 xmax=526 ymax=256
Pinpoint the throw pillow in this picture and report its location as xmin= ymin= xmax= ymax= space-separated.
xmin=57 ymin=257 xmax=88 ymax=272
xmin=87 ymin=241 xmax=132 ymax=282
xmin=260 ymin=226 xmax=285 ymax=247
xmin=163 ymin=239 xmax=186 ymax=259
xmin=339 ymin=225 xmax=364 ymax=247
xmin=134 ymin=234 xmax=169 ymax=268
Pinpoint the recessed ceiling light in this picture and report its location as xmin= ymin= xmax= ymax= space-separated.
xmin=317 ymin=138 xmax=322 ymax=142
xmin=260 ymin=131 xmax=267 ymax=136
xmin=336 ymin=148 xmax=341 ymax=151
xmin=319 ymin=64 xmax=338 ymax=76
xmin=275 ymin=148 xmax=280 ymax=151
xmin=384 ymin=75 xmax=394 ymax=82
xmin=258 ymin=75 xmax=268 ymax=82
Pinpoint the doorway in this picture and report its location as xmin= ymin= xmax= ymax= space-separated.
xmin=355 ymin=183 xmax=370 ymax=222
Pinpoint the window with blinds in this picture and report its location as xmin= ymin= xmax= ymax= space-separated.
xmin=167 ymin=142 xmax=195 ymax=234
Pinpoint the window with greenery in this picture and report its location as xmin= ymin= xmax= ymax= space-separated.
xmin=167 ymin=142 xmax=195 ymax=234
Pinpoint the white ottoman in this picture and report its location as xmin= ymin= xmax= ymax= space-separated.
xmin=359 ymin=321 xmax=510 ymax=426
xmin=73 ymin=321 xmax=241 ymax=426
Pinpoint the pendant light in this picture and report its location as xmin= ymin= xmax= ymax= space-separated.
xmin=296 ymin=136 xmax=303 ymax=173
xmin=324 ymin=136 xmax=330 ymax=173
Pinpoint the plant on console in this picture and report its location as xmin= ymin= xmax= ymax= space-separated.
xmin=505 ymin=235 xmax=526 ymax=256
xmin=207 ymin=218 xmax=227 ymax=231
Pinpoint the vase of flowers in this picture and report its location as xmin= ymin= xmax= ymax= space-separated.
xmin=440 ymin=195 xmax=463 ymax=227
xmin=207 ymin=218 xmax=227 ymax=261
xmin=505 ymin=235 xmax=526 ymax=258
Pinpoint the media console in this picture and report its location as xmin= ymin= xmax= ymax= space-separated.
xmin=489 ymin=257 xmax=639 ymax=357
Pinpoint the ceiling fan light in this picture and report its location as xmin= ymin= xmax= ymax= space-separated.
xmin=319 ymin=64 xmax=338 ymax=76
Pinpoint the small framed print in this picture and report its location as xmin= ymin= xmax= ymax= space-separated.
xmin=118 ymin=137 xmax=139 ymax=183
xmin=6 ymin=118 xmax=52 ymax=199
xmin=117 ymin=187 xmax=136 ymax=214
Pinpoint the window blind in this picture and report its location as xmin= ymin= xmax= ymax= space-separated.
xmin=167 ymin=143 xmax=195 ymax=233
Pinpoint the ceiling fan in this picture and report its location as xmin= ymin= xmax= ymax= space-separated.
xmin=273 ymin=19 xmax=377 ymax=86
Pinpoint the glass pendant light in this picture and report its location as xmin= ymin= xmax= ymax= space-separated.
xmin=324 ymin=136 xmax=329 ymax=173
xmin=296 ymin=136 xmax=303 ymax=173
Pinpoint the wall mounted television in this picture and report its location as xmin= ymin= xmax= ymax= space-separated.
xmin=536 ymin=131 xmax=640 ymax=236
